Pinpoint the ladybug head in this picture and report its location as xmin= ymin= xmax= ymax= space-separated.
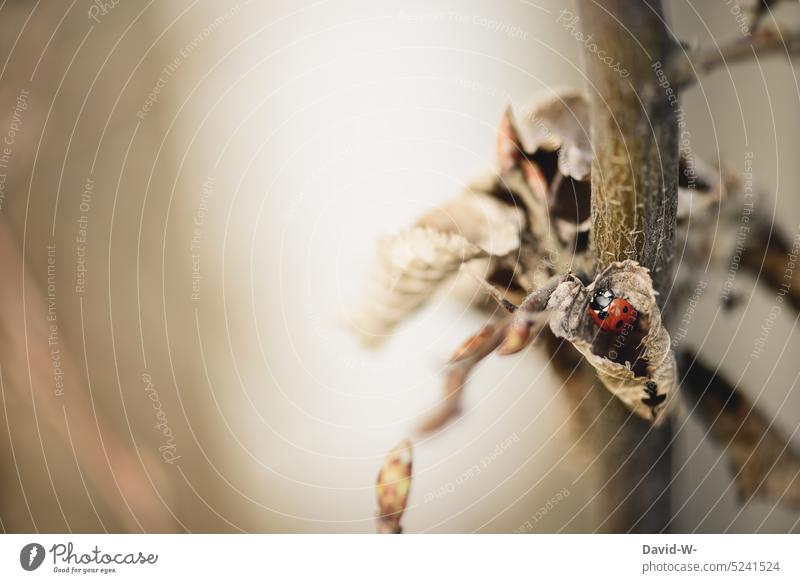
xmin=589 ymin=288 xmax=615 ymax=314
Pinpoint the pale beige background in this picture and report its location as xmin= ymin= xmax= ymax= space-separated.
xmin=0 ymin=0 xmax=798 ymax=533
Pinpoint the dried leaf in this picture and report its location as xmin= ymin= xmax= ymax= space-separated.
xmin=349 ymin=227 xmax=487 ymax=346
xmin=497 ymin=105 xmax=524 ymax=173
xmin=516 ymin=89 xmax=592 ymax=181
xmin=493 ymin=92 xmax=593 ymax=272
xmin=547 ymin=260 xmax=678 ymax=424
xmin=351 ymin=182 xmax=525 ymax=346
xmin=417 ymin=190 xmax=525 ymax=256
xmin=376 ymin=439 xmax=413 ymax=534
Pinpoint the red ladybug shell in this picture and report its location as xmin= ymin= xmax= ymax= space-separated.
xmin=587 ymin=289 xmax=638 ymax=334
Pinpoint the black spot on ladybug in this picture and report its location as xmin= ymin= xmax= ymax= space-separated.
xmin=587 ymin=290 xmax=638 ymax=335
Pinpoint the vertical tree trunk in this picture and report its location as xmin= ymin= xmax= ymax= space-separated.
xmin=576 ymin=0 xmax=678 ymax=532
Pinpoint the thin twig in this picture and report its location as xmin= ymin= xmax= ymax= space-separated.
xmin=669 ymin=28 xmax=800 ymax=89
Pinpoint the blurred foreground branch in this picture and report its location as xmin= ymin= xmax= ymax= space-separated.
xmin=0 ymin=218 xmax=174 ymax=532
xmin=669 ymin=27 xmax=800 ymax=89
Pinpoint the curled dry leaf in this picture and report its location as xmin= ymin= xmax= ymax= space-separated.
xmin=417 ymin=190 xmax=525 ymax=256
xmin=352 ymin=89 xmax=597 ymax=348
xmin=516 ymin=88 xmax=592 ymax=181
xmin=496 ymin=92 xmax=593 ymax=264
xmin=547 ymin=260 xmax=677 ymax=424
xmin=375 ymin=439 xmax=413 ymax=534
xmin=349 ymin=227 xmax=488 ymax=346
xmin=350 ymin=188 xmax=524 ymax=346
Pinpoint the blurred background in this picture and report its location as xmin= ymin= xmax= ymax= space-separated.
xmin=0 ymin=0 xmax=798 ymax=533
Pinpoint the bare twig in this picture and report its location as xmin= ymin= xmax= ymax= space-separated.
xmin=418 ymin=323 xmax=508 ymax=434
xmin=668 ymin=28 xmax=800 ymax=89
xmin=419 ymin=273 xmax=563 ymax=433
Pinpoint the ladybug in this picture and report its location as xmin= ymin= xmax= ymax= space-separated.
xmin=587 ymin=288 xmax=638 ymax=334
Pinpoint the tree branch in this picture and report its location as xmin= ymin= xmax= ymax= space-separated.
xmin=669 ymin=28 xmax=800 ymax=89
xmin=577 ymin=0 xmax=678 ymax=532
xmin=678 ymin=351 xmax=800 ymax=509
xmin=580 ymin=0 xmax=679 ymax=294
xmin=741 ymin=223 xmax=800 ymax=313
